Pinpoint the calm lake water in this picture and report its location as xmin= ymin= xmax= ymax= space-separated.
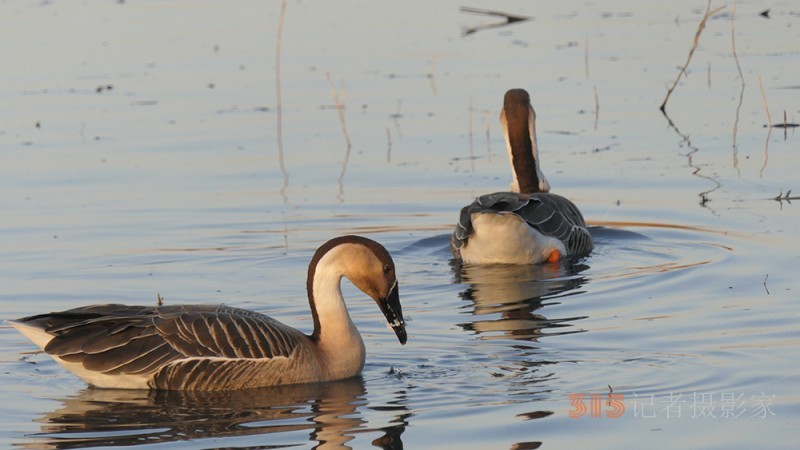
xmin=1 ymin=0 xmax=799 ymax=448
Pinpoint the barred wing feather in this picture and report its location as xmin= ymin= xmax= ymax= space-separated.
xmin=452 ymin=191 xmax=592 ymax=258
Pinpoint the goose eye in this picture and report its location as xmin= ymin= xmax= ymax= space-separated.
xmin=383 ymin=264 xmax=393 ymax=275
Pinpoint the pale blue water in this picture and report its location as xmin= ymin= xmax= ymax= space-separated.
xmin=1 ymin=1 xmax=799 ymax=448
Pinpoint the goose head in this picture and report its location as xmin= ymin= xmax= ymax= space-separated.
xmin=308 ymin=236 xmax=407 ymax=345
xmin=343 ymin=239 xmax=406 ymax=345
xmin=501 ymin=88 xmax=551 ymax=194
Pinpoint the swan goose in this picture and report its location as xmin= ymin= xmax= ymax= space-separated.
xmin=451 ymin=89 xmax=593 ymax=264
xmin=11 ymin=235 xmax=406 ymax=390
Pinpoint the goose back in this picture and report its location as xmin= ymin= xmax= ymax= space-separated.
xmin=451 ymin=191 xmax=593 ymax=261
xmin=13 ymin=303 xmax=320 ymax=390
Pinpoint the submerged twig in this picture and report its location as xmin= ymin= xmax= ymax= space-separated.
xmin=763 ymin=274 xmax=769 ymax=295
xmin=771 ymin=110 xmax=800 ymax=129
xmin=771 ymin=189 xmax=799 ymax=206
xmin=660 ymin=0 xmax=726 ymax=113
xmin=460 ymin=6 xmax=528 ymax=21
xmin=774 ymin=110 xmax=800 ymax=140
xmin=460 ymin=6 xmax=530 ymax=36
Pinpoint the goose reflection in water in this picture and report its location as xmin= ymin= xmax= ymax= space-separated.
xmin=454 ymin=261 xmax=589 ymax=341
xmin=451 ymin=261 xmax=587 ymax=445
xmin=22 ymin=377 xmax=408 ymax=450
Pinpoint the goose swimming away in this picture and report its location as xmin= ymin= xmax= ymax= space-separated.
xmin=451 ymin=89 xmax=593 ymax=264
xmin=11 ymin=235 xmax=406 ymax=390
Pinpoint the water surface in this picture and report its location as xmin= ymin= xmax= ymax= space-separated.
xmin=1 ymin=1 xmax=798 ymax=448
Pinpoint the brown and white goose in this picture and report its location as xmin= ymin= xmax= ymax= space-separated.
xmin=451 ymin=89 xmax=593 ymax=264
xmin=11 ymin=235 xmax=406 ymax=390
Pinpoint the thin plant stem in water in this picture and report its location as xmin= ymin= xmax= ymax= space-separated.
xmin=485 ymin=110 xmax=493 ymax=163
xmin=584 ymin=35 xmax=589 ymax=79
xmin=428 ymin=55 xmax=438 ymax=96
xmin=275 ymin=0 xmax=289 ymax=204
xmin=386 ymin=127 xmax=392 ymax=163
xmin=326 ymin=73 xmax=352 ymax=148
xmin=761 ymin=127 xmax=771 ymax=178
xmin=468 ymin=96 xmax=475 ymax=173
xmin=325 ymin=73 xmax=352 ymax=202
xmin=758 ymin=76 xmax=771 ymax=177
xmin=593 ymin=85 xmax=600 ymax=131
xmin=391 ymin=99 xmax=403 ymax=137
xmin=758 ymin=76 xmax=772 ymax=127
xmin=731 ymin=0 xmax=744 ymax=176
xmin=660 ymin=0 xmax=726 ymax=113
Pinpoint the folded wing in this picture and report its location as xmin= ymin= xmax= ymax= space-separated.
xmin=18 ymin=304 xmax=307 ymax=389
xmin=452 ymin=191 xmax=592 ymax=258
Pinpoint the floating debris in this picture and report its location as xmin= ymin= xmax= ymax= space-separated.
xmin=460 ymin=6 xmax=530 ymax=36
xmin=771 ymin=189 xmax=799 ymax=206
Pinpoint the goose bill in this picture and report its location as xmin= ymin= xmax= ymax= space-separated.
xmin=378 ymin=283 xmax=406 ymax=345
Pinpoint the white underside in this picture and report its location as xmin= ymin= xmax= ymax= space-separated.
xmin=11 ymin=321 xmax=150 ymax=389
xmin=459 ymin=212 xmax=565 ymax=264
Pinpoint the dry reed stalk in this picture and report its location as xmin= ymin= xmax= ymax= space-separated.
xmin=660 ymin=0 xmax=726 ymax=112
xmin=428 ymin=55 xmax=438 ymax=95
xmin=326 ymin=72 xmax=352 ymax=148
xmin=325 ymin=73 xmax=352 ymax=202
xmin=485 ymin=110 xmax=493 ymax=163
xmin=758 ymin=76 xmax=772 ymax=127
xmin=593 ymin=85 xmax=599 ymax=130
xmin=275 ymin=0 xmax=289 ymax=203
xmin=731 ymin=1 xmax=744 ymax=80
xmin=731 ymin=0 xmax=744 ymax=174
xmin=759 ymin=77 xmax=771 ymax=177
xmin=392 ymin=100 xmax=403 ymax=137
xmin=468 ymin=96 xmax=475 ymax=172
xmin=386 ymin=127 xmax=392 ymax=163
xmin=584 ymin=35 xmax=589 ymax=79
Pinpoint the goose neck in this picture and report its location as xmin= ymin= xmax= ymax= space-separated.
xmin=503 ymin=99 xmax=550 ymax=194
xmin=306 ymin=249 xmax=366 ymax=379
